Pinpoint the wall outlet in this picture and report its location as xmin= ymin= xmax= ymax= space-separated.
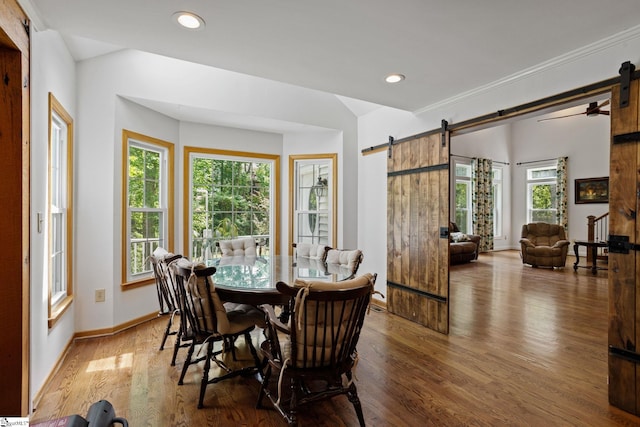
xmin=95 ymin=289 xmax=106 ymax=302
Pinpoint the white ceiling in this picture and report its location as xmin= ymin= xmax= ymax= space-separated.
xmin=24 ymin=0 xmax=640 ymax=114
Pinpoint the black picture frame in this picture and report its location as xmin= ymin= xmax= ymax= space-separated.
xmin=575 ymin=177 xmax=609 ymax=204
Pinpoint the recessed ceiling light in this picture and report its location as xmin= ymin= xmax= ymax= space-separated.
xmin=172 ymin=11 xmax=205 ymax=30
xmin=385 ymin=74 xmax=405 ymax=83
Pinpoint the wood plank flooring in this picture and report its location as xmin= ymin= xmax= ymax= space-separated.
xmin=31 ymin=251 xmax=640 ymax=426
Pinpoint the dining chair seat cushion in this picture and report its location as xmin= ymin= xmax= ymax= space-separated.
xmin=325 ymin=249 xmax=363 ymax=272
xmin=296 ymin=242 xmax=327 ymax=259
xmin=219 ymin=238 xmax=257 ymax=256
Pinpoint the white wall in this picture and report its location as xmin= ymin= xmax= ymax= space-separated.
xmin=30 ymin=29 xmax=77 ymax=410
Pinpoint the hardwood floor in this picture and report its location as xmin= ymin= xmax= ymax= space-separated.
xmin=31 ymin=251 xmax=640 ymax=426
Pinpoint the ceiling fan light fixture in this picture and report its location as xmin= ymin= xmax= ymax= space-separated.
xmin=385 ymin=73 xmax=405 ymax=84
xmin=173 ymin=11 xmax=205 ymax=30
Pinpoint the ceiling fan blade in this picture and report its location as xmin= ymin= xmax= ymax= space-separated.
xmin=598 ymin=99 xmax=610 ymax=108
xmin=600 ymin=111 xmax=610 ymax=115
xmin=537 ymin=112 xmax=585 ymax=122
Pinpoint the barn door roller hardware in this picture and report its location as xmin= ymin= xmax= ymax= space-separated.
xmin=619 ymin=61 xmax=636 ymax=109
xmin=387 ymin=136 xmax=394 ymax=158
xmin=441 ymin=120 xmax=448 ymax=147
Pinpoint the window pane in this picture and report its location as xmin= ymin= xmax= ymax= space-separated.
xmin=526 ymin=164 xmax=558 ymax=224
xmin=144 ymin=149 xmax=160 ymax=180
xmin=456 ymin=164 xmax=471 ymax=177
xmin=191 ymin=155 xmax=271 ymax=261
xmin=531 ymin=184 xmax=557 ymax=209
xmin=145 ymin=180 xmax=160 ymax=208
xmin=455 ymin=182 xmax=468 ymax=209
xmin=129 ymin=211 xmax=162 ymax=275
xmin=529 ymin=167 xmax=556 ymax=180
xmin=294 ymin=161 xmax=331 ymax=245
xmin=454 ymin=178 xmax=471 ymax=234
xmin=455 ymin=210 xmax=468 ymax=234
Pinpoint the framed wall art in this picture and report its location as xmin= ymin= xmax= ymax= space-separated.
xmin=575 ymin=177 xmax=609 ymax=204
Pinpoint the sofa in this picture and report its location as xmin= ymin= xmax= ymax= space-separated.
xmin=449 ymin=222 xmax=481 ymax=265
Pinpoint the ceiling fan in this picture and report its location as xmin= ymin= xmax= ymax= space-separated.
xmin=537 ymin=100 xmax=610 ymax=122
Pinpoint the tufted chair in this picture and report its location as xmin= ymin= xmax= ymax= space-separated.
xmin=519 ymin=222 xmax=570 ymax=268
xmin=218 ymin=237 xmax=258 ymax=256
xmin=325 ymin=248 xmax=364 ymax=278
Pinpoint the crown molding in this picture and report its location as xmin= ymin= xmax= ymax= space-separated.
xmin=414 ymin=24 xmax=640 ymax=116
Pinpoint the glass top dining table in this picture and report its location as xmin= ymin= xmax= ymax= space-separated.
xmin=207 ymin=255 xmax=348 ymax=305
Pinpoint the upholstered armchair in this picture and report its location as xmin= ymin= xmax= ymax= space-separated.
xmin=519 ymin=222 xmax=570 ymax=268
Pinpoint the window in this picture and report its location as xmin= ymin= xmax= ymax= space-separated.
xmin=526 ymin=164 xmax=558 ymax=223
xmin=453 ymin=160 xmax=472 ymax=233
xmin=290 ymin=154 xmax=336 ymax=251
xmin=185 ymin=147 xmax=279 ymax=262
xmin=122 ymin=130 xmax=174 ymax=287
xmin=492 ymin=166 xmax=503 ymax=238
xmin=48 ymin=93 xmax=74 ymax=328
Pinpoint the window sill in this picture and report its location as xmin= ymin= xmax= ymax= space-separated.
xmin=48 ymin=295 xmax=73 ymax=329
xmin=121 ymin=277 xmax=154 ymax=291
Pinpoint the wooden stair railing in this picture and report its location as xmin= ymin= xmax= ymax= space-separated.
xmin=586 ymin=213 xmax=609 ymax=264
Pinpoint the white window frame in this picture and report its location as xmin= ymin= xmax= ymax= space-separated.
xmin=48 ymin=93 xmax=74 ymax=328
xmin=452 ymin=159 xmax=472 ymax=234
xmin=291 ymin=156 xmax=336 ymax=250
xmin=526 ymin=163 xmax=558 ymax=224
xmin=492 ymin=166 xmax=504 ymax=239
xmin=185 ymin=147 xmax=279 ymax=261
xmin=122 ymin=130 xmax=174 ymax=287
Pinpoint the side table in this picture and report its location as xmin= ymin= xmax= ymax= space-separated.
xmin=573 ymin=240 xmax=608 ymax=275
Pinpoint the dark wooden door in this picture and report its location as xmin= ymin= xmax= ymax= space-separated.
xmin=0 ymin=0 xmax=30 ymax=416
xmin=608 ymin=78 xmax=640 ymax=414
xmin=387 ymin=132 xmax=450 ymax=334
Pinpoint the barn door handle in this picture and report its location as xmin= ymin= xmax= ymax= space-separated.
xmin=440 ymin=227 xmax=449 ymax=239
xmin=609 ymin=234 xmax=640 ymax=254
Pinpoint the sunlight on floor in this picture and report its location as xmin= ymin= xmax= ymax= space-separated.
xmin=86 ymin=353 xmax=133 ymax=372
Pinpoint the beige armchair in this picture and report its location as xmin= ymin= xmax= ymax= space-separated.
xmin=519 ymin=223 xmax=570 ymax=268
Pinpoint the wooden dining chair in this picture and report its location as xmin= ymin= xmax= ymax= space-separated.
xmin=149 ymin=251 xmax=183 ymax=351
xmin=257 ymin=273 xmax=377 ymax=426
xmin=172 ymin=258 xmax=264 ymax=408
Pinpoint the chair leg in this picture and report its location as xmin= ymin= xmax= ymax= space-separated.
xmin=198 ymin=341 xmax=214 ymax=409
xmin=159 ymin=316 xmax=172 ymax=350
xmin=287 ymin=377 xmax=299 ymax=426
xmin=256 ymin=364 xmax=271 ymax=408
xmin=178 ymin=341 xmax=195 ymax=385
xmin=171 ymin=330 xmax=181 ymax=366
xmin=245 ymin=332 xmax=261 ymax=368
xmin=347 ymin=382 xmax=365 ymax=427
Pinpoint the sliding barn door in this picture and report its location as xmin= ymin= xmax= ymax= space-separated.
xmin=387 ymin=132 xmax=450 ymax=334
xmin=608 ymin=76 xmax=640 ymax=414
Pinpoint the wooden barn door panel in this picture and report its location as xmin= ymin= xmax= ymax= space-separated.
xmin=387 ymin=132 xmax=449 ymax=334
xmin=608 ymin=77 xmax=640 ymax=414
